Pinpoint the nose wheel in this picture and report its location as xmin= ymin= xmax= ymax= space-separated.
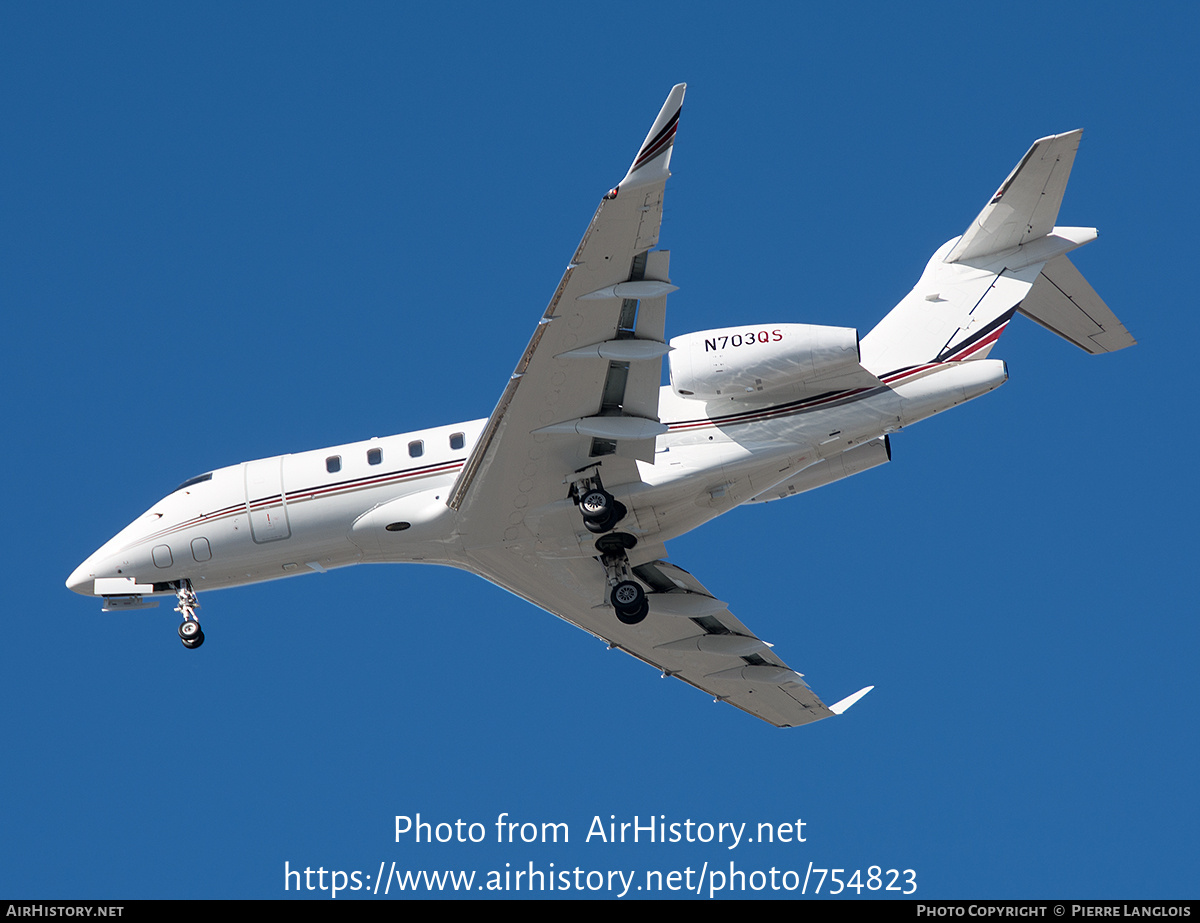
xmin=174 ymin=580 xmax=205 ymax=650
xmin=178 ymin=618 xmax=205 ymax=648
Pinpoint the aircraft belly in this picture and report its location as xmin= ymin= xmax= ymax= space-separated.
xmin=632 ymin=369 xmax=1003 ymax=544
xmin=490 ymin=488 xmax=662 ymax=560
xmin=347 ymin=484 xmax=462 ymax=563
xmin=641 ymin=454 xmax=815 ymax=542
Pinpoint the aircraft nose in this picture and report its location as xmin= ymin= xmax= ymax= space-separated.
xmin=66 ymin=556 xmax=98 ymax=596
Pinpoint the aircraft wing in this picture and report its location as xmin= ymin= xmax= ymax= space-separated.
xmin=448 ymin=86 xmax=870 ymax=726
xmin=448 ymin=85 xmax=686 ymax=548
xmin=467 ymin=548 xmax=871 ymax=728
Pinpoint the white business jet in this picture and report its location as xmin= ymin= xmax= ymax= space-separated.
xmin=67 ymin=85 xmax=1134 ymax=727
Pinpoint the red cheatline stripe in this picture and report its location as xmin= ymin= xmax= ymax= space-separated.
xmin=632 ymin=111 xmax=680 ymax=169
xmin=943 ymin=324 xmax=1008 ymax=362
xmin=665 ymin=362 xmax=953 ymax=432
xmin=283 ymin=460 xmax=463 ymax=503
xmin=117 ymin=460 xmax=466 ymax=553
xmin=668 ymin=385 xmax=873 ymax=431
xmin=633 ymin=132 xmax=675 ymax=169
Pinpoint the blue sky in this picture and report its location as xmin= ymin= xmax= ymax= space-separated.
xmin=3 ymin=2 xmax=1196 ymax=900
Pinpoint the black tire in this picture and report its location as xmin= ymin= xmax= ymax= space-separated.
xmin=579 ymin=489 xmax=615 ymax=522
xmin=178 ymin=620 xmax=202 ymax=641
xmin=616 ymin=599 xmax=649 ymax=625
xmin=611 ymin=579 xmax=646 ymax=614
xmin=583 ymin=500 xmax=627 ymax=533
xmin=182 ymin=631 xmax=205 ymax=649
xmin=585 ymin=513 xmax=615 ymax=534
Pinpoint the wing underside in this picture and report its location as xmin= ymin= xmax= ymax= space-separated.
xmin=446 ymin=85 xmax=868 ymax=727
xmin=468 ymin=549 xmax=864 ymax=727
xmin=449 ymin=86 xmax=686 ymax=544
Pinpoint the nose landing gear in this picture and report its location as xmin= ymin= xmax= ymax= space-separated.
xmin=174 ymin=580 xmax=205 ymax=649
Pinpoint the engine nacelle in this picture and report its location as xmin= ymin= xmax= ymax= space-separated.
xmin=668 ymin=323 xmax=861 ymax=400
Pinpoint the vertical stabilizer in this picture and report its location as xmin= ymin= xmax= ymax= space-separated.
xmin=861 ymin=130 xmax=1132 ymax=373
xmin=947 ymin=130 xmax=1082 ymax=263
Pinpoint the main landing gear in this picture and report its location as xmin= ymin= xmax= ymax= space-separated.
xmin=610 ymin=578 xmax=648 ymax=625
xmin=598 ymin=535 xmax=648 ymax=625
xmin=174 ymin=580 xmax=205 ymax=649
xmin=573 ymin=473 xmax=646 ymax=625
xmin=574 ymin=480 xmax=627 ymax=535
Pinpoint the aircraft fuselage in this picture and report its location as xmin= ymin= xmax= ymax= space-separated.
xmin=67 ymin=361 xmax=1006 ymax=604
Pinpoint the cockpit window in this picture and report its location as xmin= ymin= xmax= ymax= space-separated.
xmin=175 ymin=472 xmax=213 ymax=492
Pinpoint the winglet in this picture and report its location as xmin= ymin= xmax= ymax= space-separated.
xmin=619 ymin=83 xmax=686 ymax=189
xmin=828 ymin=685 xmax=874 ymax=715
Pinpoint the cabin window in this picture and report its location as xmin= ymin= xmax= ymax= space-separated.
xmin=191 ymin=537 xmax=212 ymax=563
xmin=450 ymin=432 xmax=465 ymax=450
xmin=326 ymin=456 xmax=341 ymax=473
xmin=409 ymin=440 xmax=424 ymax=458
xmin=367 ymin=447 xmax=382 ymax=466
xmin=152 ymin=544 xmax=173 ymax=568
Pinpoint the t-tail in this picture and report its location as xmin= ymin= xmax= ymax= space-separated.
xmin=859 ymin=130 xmax=1135 ymax=377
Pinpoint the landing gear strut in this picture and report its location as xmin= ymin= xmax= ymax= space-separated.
xmin=174 ymin=580 xmax=205 ymax=649
xmin=573 ymin=471 xmax=646 ymax=624
xmin=599 ymin=550 xmax=649 ymax=625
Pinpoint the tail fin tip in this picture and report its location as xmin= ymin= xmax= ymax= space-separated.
xmin=947 ymin=129 xmax=1084 ymax=264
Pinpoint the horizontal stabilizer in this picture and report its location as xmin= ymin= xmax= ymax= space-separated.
xmin=829 ymin=685 xmax=874 ymax=715
xmin=948 ymin=130 xmax=1082 ymax=263
xmin=1019 ymin=255 xmax=1136 ymax=353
